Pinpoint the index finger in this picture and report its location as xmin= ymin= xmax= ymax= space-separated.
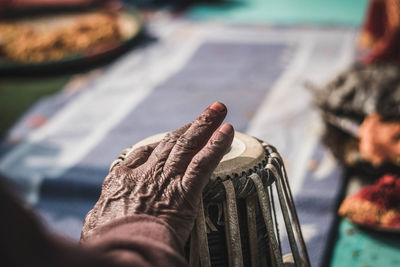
xmin=182 ymin=123 xmax=234 ymax=197
xmin=163 ymin=102 xmax=227 ymax=177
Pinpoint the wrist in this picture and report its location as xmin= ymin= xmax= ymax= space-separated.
xmin=82 ymin=214 xmax=185 ymax=254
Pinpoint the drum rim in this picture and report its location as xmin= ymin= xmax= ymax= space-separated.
xmin=110 ymin=131 xmax=278 ymax=202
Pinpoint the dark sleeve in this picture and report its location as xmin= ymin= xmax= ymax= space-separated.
xmin=82 ymin=215 xmax=188 ymax=267
xmin=0 ymin=179 xmax=187 ymax=267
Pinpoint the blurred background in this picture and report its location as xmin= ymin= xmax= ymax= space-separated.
xmin=1 ymin=0 xmax=400 ymax=266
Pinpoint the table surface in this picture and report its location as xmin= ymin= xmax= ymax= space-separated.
xmin=331 ymin=219 xmax=400 ymax=267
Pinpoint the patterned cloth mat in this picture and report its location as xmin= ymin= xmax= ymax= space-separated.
xmin=0 ymin=21 xmax=357 ymax=266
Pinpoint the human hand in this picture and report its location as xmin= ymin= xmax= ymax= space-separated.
xmin=81 ymin=102 xmax=234 ymax=246
xmin=358 ymin=113 xmax=400 ymax=165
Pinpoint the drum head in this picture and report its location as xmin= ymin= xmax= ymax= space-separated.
xmin=130 ymin=131 xmax=266 ymax=181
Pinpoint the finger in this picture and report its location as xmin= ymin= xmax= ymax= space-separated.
xmin=121 ymin=142 xmax=159 ymax=169
xmin=164 ymin=102 xmax=227 ymax=177
xmin=147 ymin=123 xmax=191 ymax=163
xmin=182 ymin=123 xmax=234 ymax=197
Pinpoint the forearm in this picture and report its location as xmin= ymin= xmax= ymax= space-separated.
xmin=0 ymin=179 xmax=187 ymax=267
xmin=81 ymin=214 xmax=188 ymax=267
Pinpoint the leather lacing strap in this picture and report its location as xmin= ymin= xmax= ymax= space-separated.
xmin=262 ymin=143 xmax=310 ymax=267
xmin=190 ymin=199 xmax=212 ymax=267
xmin=249 ymin=173 xmax=283 ymax=267
xmin=245 ymin=195 xmax=258 ymax=267
xmin=190 ymin=180 xmax=246 ymax=267
xmin=222 ymin=180 xmax=244 ymax=267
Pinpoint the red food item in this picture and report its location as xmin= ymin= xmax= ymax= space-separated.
xmin=339 ymin=174 xmax=400 ymax=229
xmin=355 ymin=174 xmax=400 ymax=209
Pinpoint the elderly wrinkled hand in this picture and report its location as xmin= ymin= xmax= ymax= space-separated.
xmin=81 ymin=102 xmax=234 ymax=246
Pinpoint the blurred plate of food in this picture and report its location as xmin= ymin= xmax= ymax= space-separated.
xmin=0 ymin=5 xmax=143 ymax=74
xmin=339 ymin=174 xmax=400 ymax=233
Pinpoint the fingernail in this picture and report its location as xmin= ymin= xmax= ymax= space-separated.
xmin=208 ymin=102 xmax=226 ymax=113
xmin=218 ymin=123 xmax=233 ymax=135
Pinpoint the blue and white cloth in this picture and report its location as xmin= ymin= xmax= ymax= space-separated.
xmin=0 ymin=21 xmax=357 ymax=266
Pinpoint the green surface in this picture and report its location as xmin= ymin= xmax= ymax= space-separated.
xmin=188 ymin=0 xmax=369 ymax=26
xmin=331 ymin=219 xmax=400 ymax=267
xmin=0 ymin=76 xmax=70 ymax=139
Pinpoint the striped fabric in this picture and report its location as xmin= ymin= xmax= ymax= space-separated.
xmin=0 ymin=21 xmax=357 ymax=266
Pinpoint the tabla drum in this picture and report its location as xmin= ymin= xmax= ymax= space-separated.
xmin=111 ymin=131 xmax=310 ymax=267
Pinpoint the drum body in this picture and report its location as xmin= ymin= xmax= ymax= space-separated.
xmin=115 ymin=131 xmax=310 ymax=267
xmin=194 ymin=195 xmax=271 ymax=267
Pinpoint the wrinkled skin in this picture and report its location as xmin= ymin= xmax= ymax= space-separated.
xmin=81 ymin=102 xmax=234 ymax=246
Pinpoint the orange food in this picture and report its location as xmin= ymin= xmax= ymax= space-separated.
xmin=0 ymin=12 xmax=121 ymax=63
